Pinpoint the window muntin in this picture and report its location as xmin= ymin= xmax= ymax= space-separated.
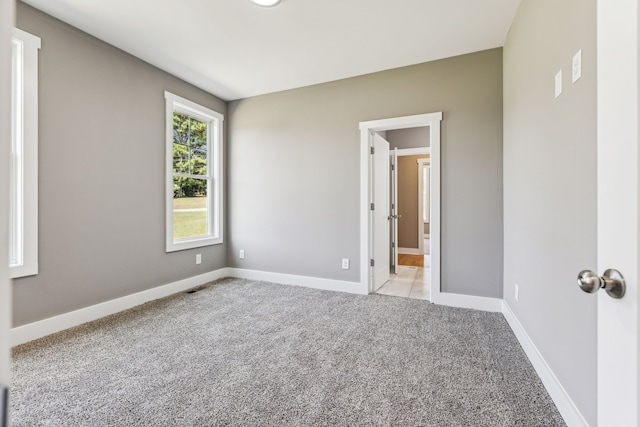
xmin=165 ymin=92 xmax=223 ymax=252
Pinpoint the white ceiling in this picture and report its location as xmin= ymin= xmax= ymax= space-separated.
xmin=22 ymin=0 xmax=522 ymax=101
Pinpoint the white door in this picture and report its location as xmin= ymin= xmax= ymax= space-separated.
xmin=596 ymin=2 xmax=639 ymax=425
xmin=390 ymin=148 xmax=398 ymax=275
xmin=372 ymin=133 xmax=390 ymax=291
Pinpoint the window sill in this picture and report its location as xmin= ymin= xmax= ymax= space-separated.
xmin=10 ymin=263 xmax=38 ymax=279
xmin=166 ymin=236 xmax=223 ymax=253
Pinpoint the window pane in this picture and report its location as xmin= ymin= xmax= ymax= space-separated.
xmin=173 ymin=177 xmax=208 ymax=240
xmin=172 ymin=112 xmax=208 ymax=175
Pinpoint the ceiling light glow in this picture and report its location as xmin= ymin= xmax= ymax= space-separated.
xmin=249 ymin=0 xmax=281 ymax=7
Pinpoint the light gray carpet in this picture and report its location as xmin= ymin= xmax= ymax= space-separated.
xmin=11 ymin=278 xmax=565 ymax=426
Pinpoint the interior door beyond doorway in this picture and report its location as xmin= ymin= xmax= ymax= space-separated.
xmin=371 ymin=133 xmax=390 ymax=292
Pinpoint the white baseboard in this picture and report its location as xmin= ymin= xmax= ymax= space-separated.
xmin=398 ymin=247 xmax=423 ymax=255
xmin=11 ymin=268 xmax=366 ymax=346
xmin=502 ymin=301 xmax=589 ymax=427
xmin=432 ymin=291 xmax=503 ymax=312
xmin=228 ymin=268 xmax=367 ymax=295
xmin=11 ymin=268 xmax=231 ymax=347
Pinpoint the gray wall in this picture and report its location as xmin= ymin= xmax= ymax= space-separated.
xmin=0 ymin=0 xmax=14 ymax=387
xmin=397 ymin=154 xmax=427 ymax=249
xmin=13 ymin=3 xmax=227 ymax=327
xmin=228 ymin=48 xmax=503 ymax=298
xmin=386 ymin=127 xmax=430 ymax=149
xmin=503 ymin=0 xmax=596 ymax=424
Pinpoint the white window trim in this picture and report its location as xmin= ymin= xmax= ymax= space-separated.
xmin=10 ymin=28 xmax=40 ymax=279
xmin=164 ymin=91 xmax=224 ymax=252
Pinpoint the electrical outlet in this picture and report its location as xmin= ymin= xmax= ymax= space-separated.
xmin=239 ymin=249 xmax=245 ymax=259
xmin=195 ymin=254 xmax=202 ymax=265
xmin=342 ymin=258 xmax=350 ymax=270
xmin=515 ymin=284 xmax=519 ymax=302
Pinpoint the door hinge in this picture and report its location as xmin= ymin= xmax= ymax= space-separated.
xmin=370 ymin=146 xmax=375 ymax=155
xmin=370 ymin=259 xmax=375 ymax=267
xmin=370 ymin=203 xmax=375 ymax=211
xmin=391 ymin=164 xmax=395 ymax=171
xmin=391 ymin=203 xmax=395 ymax=210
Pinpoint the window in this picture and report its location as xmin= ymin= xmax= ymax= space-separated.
xmin=10 ymin=28 xmax=40 ymax=279
xmin=165 ymin=92 xmax=224 ymax=252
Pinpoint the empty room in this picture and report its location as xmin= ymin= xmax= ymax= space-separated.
xmin=0 ymin=0 xmax=638 ymax=426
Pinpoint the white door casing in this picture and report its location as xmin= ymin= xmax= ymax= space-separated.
xmin=359 ymin=112 xmax=441 ymax=295
xmin=596 ymin=1 xmax=639 ymax=425
xmin=371 ymin=133 xmax=390 ymax=291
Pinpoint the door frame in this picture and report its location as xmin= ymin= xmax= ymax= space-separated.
xmin=359 ymin=112 xmax=442 ymax=296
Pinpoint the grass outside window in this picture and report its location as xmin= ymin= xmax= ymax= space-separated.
xmin=173 ymin=196 xmax=208 ymax=240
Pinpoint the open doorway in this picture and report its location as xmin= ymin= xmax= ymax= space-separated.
xmin=379 ymin=128 xmax=430 ymax=299
xmin=358 ymin=112 xmax=442 ymax=301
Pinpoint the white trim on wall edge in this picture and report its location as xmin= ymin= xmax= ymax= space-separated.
xmin=433 ymin=292 xmax=503 ymax=312
xmin=502 ymin=301 xmax=589 ymax=427
xmin=10 ymin=269 xmax=232 ymax=347
xmin=228 ymin=268 xmax=366 ymax=295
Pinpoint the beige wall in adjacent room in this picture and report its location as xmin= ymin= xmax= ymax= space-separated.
xmin=503 ymin=0 xmax=597 ymax=424
xmin=228 ymin=48 xmax=503 ymax=298
xmin=397 ymin=155 xmax=427 ymax=249
xmin=386 ymin=126 xmax=431 ymax=250
xmin=12 ymin=3 xmax=228 ymax=327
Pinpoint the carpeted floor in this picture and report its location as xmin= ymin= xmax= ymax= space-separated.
xmin=11 ymin=278 xmax=566 ymax=426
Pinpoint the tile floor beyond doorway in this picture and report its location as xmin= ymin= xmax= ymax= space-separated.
xmin=376 ymin=265 xmax=430 ymax=300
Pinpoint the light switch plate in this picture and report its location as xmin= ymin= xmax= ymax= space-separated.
xmin=572 ymin=50 xmax=582 ymax=83
xmin=555 ymin=70 xmax=563 ymax=98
